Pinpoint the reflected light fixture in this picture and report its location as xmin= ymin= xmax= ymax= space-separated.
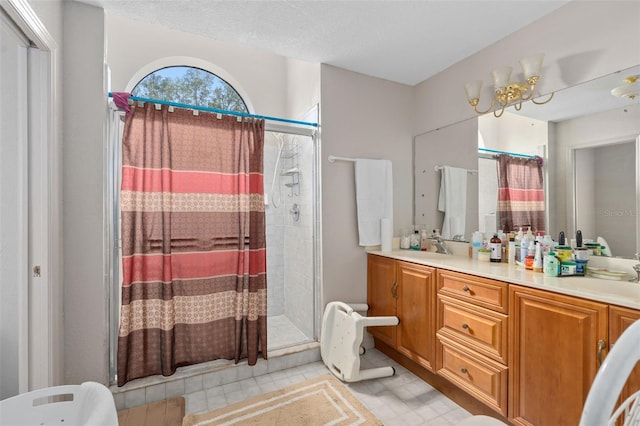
xmin=611 ymin=75 xmax=639 ymax=100
xmin=465 ymin=53 xmax=554 ymax=118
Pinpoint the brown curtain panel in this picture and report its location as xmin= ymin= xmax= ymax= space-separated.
xmin=496 ymin=154 xmax=545 ymax=234
xmin=117 ymin=103 xmax=267 ymax=386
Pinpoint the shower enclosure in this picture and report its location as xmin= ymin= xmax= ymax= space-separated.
xmin=106 ymin=109 xmax=321 ymax=383
xmin=263 ymin=129 xmax=319 ymax=351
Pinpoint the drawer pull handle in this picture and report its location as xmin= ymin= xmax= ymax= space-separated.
xmin=461 ymin=367 xmax=468 ymax=374
xmin=597 ymin=339 xmax=606 ymax=367
xmin=462 ymin=285 xmax=470 ymax=292
xmin=391 ymin=280 xmax=398 ymax=299
xmin=462 ymin=323 xmax=469 ymax=330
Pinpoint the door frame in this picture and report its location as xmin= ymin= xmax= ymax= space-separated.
xmin=0 ymin=0 xmax=60 ymax=391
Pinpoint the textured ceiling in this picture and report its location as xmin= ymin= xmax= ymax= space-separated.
xmin=74 ymin=0 xmax=570 ymax=86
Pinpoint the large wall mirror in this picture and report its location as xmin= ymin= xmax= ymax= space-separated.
xmin=414 ymin=64 xmax=640 ymax=259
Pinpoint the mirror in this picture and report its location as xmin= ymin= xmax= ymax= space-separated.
xmin=414 ymin=64 xmax=640 ymax=259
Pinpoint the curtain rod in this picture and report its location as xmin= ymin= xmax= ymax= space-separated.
xmin=107 ymin=92 xmax=318 ymax=128
xmin=478 ymin=147 xmax=538 ymax=159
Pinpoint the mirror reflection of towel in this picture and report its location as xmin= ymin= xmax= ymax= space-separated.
xmin=355 ymin=159 xmax=393 ymax=246
xmin=438 ymin=166 xmax=467 ymax=239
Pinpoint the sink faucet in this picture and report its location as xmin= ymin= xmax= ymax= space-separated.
xmin=433 ymin=237 xmax=451 ymax=255
xmin=632 ymin=253 xmax=640 ymax=283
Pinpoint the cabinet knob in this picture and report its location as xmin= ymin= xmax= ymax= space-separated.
xmin=462 ymin=323 xmax=469 ymax=330
xmin=461 ymin=367 xmax=468 ymax=374
xmin=462 ymin=285 xmax=470 ymax=292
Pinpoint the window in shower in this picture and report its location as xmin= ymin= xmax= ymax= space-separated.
xmin=131 ymin=66 xmax=248 ymax=112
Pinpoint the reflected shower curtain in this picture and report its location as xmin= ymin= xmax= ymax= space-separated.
xmin=496 ymin=154 xmax=545 ymax=233
xmin=117 ymin=103 xmax=267 ymax=386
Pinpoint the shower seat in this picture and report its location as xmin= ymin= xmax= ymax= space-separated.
xmin=0 ymin=381 xmax=118 ymax=426
xmin=320 ymin=301 xmax=399 ymax=382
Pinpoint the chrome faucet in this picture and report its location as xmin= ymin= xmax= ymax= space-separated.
xmin=632 ymin=253 xmax=640 ymax=283
xmin=433 ymin=237 xmax=451 ymax=255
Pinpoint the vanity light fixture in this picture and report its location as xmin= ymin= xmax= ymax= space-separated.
xmin=464 ymin=53 xmax=553 ymax=118
xmin=611 ymin=75 xmax=639 ymax=100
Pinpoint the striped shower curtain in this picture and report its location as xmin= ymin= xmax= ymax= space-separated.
xmin=496 ymin=154 xmax=545 ymax=234
xmin=117 ymin=103 xmax=267 ymax=386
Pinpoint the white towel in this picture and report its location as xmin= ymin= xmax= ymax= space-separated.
xmin=355 ymin=159 xmax=393 ymax=246
xmin=438 ymin=166 xmax=467 ymax=240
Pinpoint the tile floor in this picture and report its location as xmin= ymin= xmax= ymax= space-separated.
xmin=267 ymin=315 xmax=311 ymax=351
xmin=182 ymin=347 xmax=473 ymax=425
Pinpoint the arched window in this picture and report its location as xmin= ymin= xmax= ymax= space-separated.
xmin=131 ymin=66 xmax=248 ymax=113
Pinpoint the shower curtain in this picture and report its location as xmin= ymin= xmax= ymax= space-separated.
xmin=117 ymin=103 xmax=267 ymax=386
xmin=496 ymin=154 xmax=545 ymax=233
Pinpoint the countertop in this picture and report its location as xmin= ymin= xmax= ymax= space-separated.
xmin=369 ymin=249 xmax=640 ymax=310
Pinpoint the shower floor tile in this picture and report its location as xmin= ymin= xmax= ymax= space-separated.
xmin=267 ymin=315 xmax=310 ymax=351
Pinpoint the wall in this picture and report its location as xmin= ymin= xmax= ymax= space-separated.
xmin=320 ymin=64 xmax=414 ymax=307
xmin=61 ymin=1 xmax=107 ymax=384
xmin=414 ymin=1 xmax=640 ymax=136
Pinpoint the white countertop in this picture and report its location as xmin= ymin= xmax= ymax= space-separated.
xmin=369 ymin=249 xmax=640 ymax=310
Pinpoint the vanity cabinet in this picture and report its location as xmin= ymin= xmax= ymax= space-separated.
xmin=609 ymin=305 xmax=640 ymax=417
xmin=367 ymin=254 xmax=436 ymax=371
xmin=367 ymin=254 xmax=640 ymax=425
xmin=436 ymin=270 xmax=509 ymax=416
xmin=508 ymin=285 xmax=608 ymax=426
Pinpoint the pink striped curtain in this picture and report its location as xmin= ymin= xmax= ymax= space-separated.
xmin=496 ymin=155 xmax=545 ymax=234
xmin=117 ymin=103 xmax=267 ymax=386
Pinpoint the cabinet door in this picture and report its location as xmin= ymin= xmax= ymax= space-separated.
xmin=609 ymin=305 xmax=640 ymax=414
xmin=367 ymin=255 xmax=397 ymax=346
xmin=509 ymin=285 xmax=608 ymax=426
xmin=396 ymin=261 xmax=436 ymax=371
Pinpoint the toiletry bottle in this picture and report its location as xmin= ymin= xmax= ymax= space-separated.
xmin=508 ymin=237 xmax=516 ymax=264
xmin=576 ymin=230 xmax=583 ymax=248
xmin=514 ymin=229 xmax=523 ymax=262
xmin=525 ymin=243 xmax=535 ymax=270
xmin=533 ymin=242 xmax=543 ymax=272
xmin=490 ymin=233 xmax=502 ymax=263
xmin=520 ymin=238 xmax=529 ymax=265
xmin=410 ymin=230 xmax=420 ymax=250
xmin=420 ymin=228 xmax=429 ymax=251
xmin=558 ymin=231 xmax=566 ymax=246
xmin=526 ymin=227 xmax=534 ymax=244
xmin=544 ymin=252 xmax=560 ymax=277
xmin=471 ymin=231 xmax=483 ymax=260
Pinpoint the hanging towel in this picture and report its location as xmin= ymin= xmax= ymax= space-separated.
xmin=438 ymin=166 xmax=467 ymax=239
xmin=355 ymin=159 xmax=393 ymax=246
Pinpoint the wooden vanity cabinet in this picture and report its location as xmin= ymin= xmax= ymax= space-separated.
xmin=436 ymin=270 xmax=509 ymax=416
xmin=609 ymin=305 xmax=640 ymax=419
xmin=366 ymin=254 xmax=397 ymax=346
xmin=367 ymin=254 xmax=436 ymax=371
xmin=509 ymin=285 xmax=608 ymax=426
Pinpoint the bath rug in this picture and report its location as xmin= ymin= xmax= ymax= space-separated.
xmin=182 ymin=374 xmax=382 ymax=426
xmin=118 ymin=396 xmax=185 ymax=426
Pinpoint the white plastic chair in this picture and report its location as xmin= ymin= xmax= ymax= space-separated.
xmin=0 ymin=381 xmax=118 ymax=426
xmin=580 ymin=319 xmax=640 ymax=426
xmin=320 ymin=301 xmax=399 ymax=382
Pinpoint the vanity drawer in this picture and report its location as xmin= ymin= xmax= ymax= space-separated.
xmin=437 ymin=295 xmax=508 ymax=364
xmin=437 ymin=336 xmax=508 ymax=416
xmin=437 ymin=270 xmax=508 ymax=313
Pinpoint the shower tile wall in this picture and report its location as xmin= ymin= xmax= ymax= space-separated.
xmin=283 ymin=136 xmax=314 ymax=339
xmin=264 ymin=137 xmax=285 ymax=317
xmin=264 ymin=133 xmax=314 ymax=342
